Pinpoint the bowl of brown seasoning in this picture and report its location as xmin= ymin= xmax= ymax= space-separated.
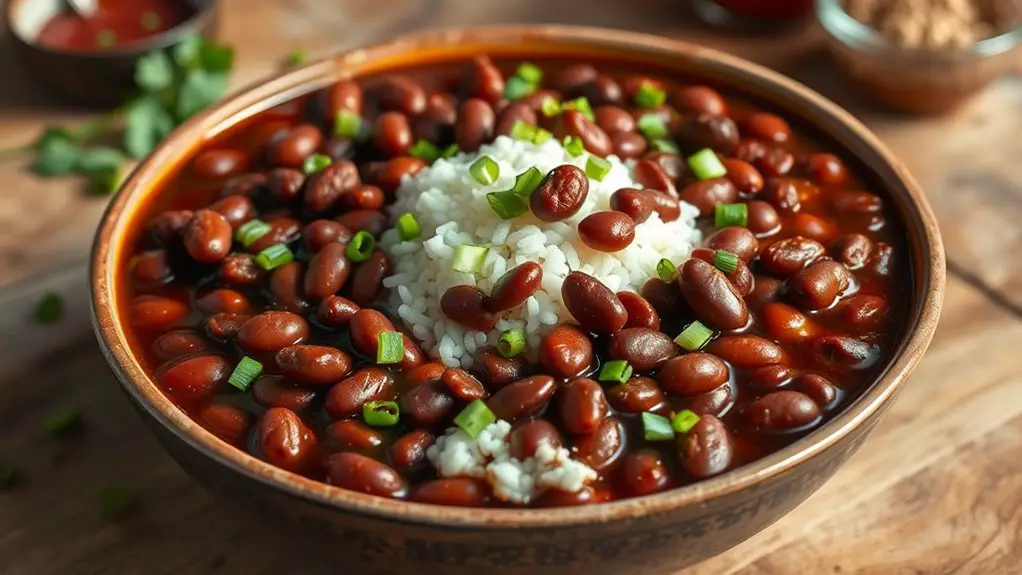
xmin=817 ymin=0 xmax=1022 ymax=113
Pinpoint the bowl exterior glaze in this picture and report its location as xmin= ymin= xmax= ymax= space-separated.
xmin=91 ymin=26 xmax=945 ymax=575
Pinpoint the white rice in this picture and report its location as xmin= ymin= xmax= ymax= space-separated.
xmin=379 ymin=136 xmax=701 ymax=368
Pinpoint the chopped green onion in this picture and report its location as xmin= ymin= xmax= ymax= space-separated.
xmin=671 ymin=410 xmax=701 ymax=434
xmin=509 ymin=121 xmax=538 ymax=142
xmin=585 ymin=155 xmax=612 ymax=181
xmin=228 ymin=357 xmax=263 ymax=391
xmin=497 ymin=329 xmax=527 ymax=358
xmin=637 ymin=113 xmax=668 ymax=139
xmin=634 ymin=81 xmax=666 ymax=108
xmin=650 ymin=139 xmax=680 ymax=154
xmin=452 ymin=244 xmax=489 ymax=274
xmin=140 ymin=11 xmax=161 ymax=32
xmin=0 ymin=465 xmax=18 ymax=490
xmin=333 ymin=110 xmax=362 ymax=139
xmin=100 ymin=486 xmax=137 ymax=520
xmin=487 ymin=191 xmax=529 ymax=219
xmin=236 ymin=219 xmax=271 ymax=247
xmin=254 ymin=244 xmax=294 ymax=271
xmin=35 ymin=292 xmax=63 ymax=324
xmin=503 ymin=76 xmax=535 ymax=101
xmin=540 ymin=97 xmax=561 ymax=117
xmin=346 ymin=231 xmax=376 ymax=263
xmin=598 ymin=360 xmax=633 ymax=384
xmin=713 ymin=250 xmax=739 ymax=274
xmin=287 ymin=49 xmax=308 ymax=66
xmin=454 ymin=400 xmax=496 ymax=438
xmin=409 ymin=140 xmax=441 ymax=163
xmin=44 ymin=408 xmax=83 ymax=437
xmin=714 ymin=203 xmax=749 ymax=229
xmin=511 ymin=166 xmax=544 ymax=197
xmin=440 ymin=143 xmax=460 ymax=158
xmin=642 ymin=412 xmax=675 ymax=441
xmin=363 ymin=401 xmax=400 ymax=427
xmin=516 ymin=62 xmax=543 ymax=85
xmin=532 ymin=128 xmax=553 ymax=144
xmin=563 ymin=136 xmax=584 ymax=157
xmin=396 ymin=213 xmax=420 ymax=241
xmin=563 ymin=97 xmax=595 ymax=121
xmin=656 ymin=258 xmax=678 ymax=283
xmin=675 ymin=321 xmax=714 ymax=352
xmin=303 ymin=153 xmax=332 ymax=174
xmin=95 ymin=30 xmax=117 ymax=48
xmin=470 ymin=156 xmax=500 ymax=186
xmin=688 ymin=148 xmax=728 ymax=180
xmin=377 ymin=331 xmax=405 ymax=364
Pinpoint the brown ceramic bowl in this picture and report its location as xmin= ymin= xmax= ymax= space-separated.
xmin=6 ymin=0 xmax=220 ymax=107
xmin=90 ymin=26 xmax=945 ymax=575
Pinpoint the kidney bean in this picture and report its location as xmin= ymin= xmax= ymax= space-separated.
xmin=439 ymin=285 xmax=497 ymax=332
xmin=316 ymin=295 xmax=360 ymax=329
xmin=152 ymin=330 xmax=208 ymax=361
xmin=265 ymin=167 xmax=305 ymax=203
xmin=487 ymin=375 xmax=556 ymax=422
xmin=494 ymin=101 xmax=536 ymax=137
xmin=157 ymin=353 xmax=230 ymax=402
xmin=678 ymin=259 xmax=748 ymax=330
xmin=303 ymin=242 xmax=350 ymax=301
xmin=686 ymin=382 xmax=735 ymax=417
xmin=705 ymin=227 xmax=759 ymax=263
xmin=196 ymin=402 xmax=251 ymax=444
xmin=373 ymin=112 xmax=413 ymax=158
xmin=276 ymin=344 xmax=352 ymax=387
xmin=183 ymin=209 xmax=232 ymax=263
xmin=788 ymin=259 xmax=851 ymax=310
xmin=335 ymin=211 xmax=387 ymax=239
xmin=220 ymin=172 xmax=267 ymax=199
xmin=670 ymin=85 xmax=727 ymax=116
xmin=373 ymin=75 xmax=427 ymax=116
xmin=348 ymin=251 xmax=390 ymax=306
xmin=205 ymin=313 xmax=250 ymax=341
xmin=252 ymin=375 xmax=317 ymax=411
xmin=303 ymin=220 xmax=350 ymax=253
xmin=680 ymin=415 xmax=732 ymax=479
xmin=410 ymin=478 xmax=486 ymax=507
xmin=748 ymin=365 xmax=794 ymax=389
xmin=558 ymin=378 xmax=609 ymax=435
xmin=208 ymin=195 xmax=255 ymax=230
xmin=579 ymin=75 xmax=623 ymax=106
xmin=830 ymin=233 xmax=874 ymax=269
xmin=237 ymin=311 xmax=309 ymax=354
xmin=195 ymin=288 xmax=251 ymax=315
xmin=347 ymin=309 xmax=422 ymax=370
xmin=734 ymin=139 xmax=768 ymax=164
xmin=147 ymin=210 xmax=193 ymax=245
xmin=619 ymin=449 xmax=673 ymax=497
xmin=680 ymin=178 xmax=739 ymax=217
xmin=761 ymin=302 xmax=819 ymax=343
xmin=633 ymin=159 xmax=677 ymax=198
xmin=193 ymin=148 xmax=246 ymax=179
xmin=832 ymin=190 xmax=883 ymax=215
xmin=306 ymin=160 xmax=361 ymax=214
xmin=641 ymin=277 xmax=687 ymax=321
xmin=484 ymin=262 xmax=542 ymax=313
xmin=472 ymin=346 xmax=530 ymax=390
xmin=325 ymin=79 xmax=363 ymax=117
xmin=259 ymin=408 xmax=320 ymax=474
xmin=389 ymin=430 xmax=434 ymax=471
xmin=744 ymin=391 xmax=821 ymax=432
xmin=721 ymin=158 xmax=763 ymax=196
xmin=537 ymin=485 xmax=612 ymax=507
xmin=561 ymin=271 xmax=628 ymax=335
xmin=644 ymin=151 xmax=688 ymax=182
xmin=129 ymin=295 xmax=189 ymax=331
xmin=726 ymin=259 xmax=755 ymax=296
xmin=658 ymin=353 xmax=729 ymax=397
xmin=328 ymin=452 xmax=406 ymax=498
xmin=510 ymin=419 xmax=563 ymax=460
xmin=793 ymin=374 xmax=840 ymax=410
xmin=746 ymin=200 xmax=781 ymax=237
xmin=606 ymin=377 xmax=667 ymax=414
xmin=615 ymin=291 xmax=661 ymax=331
xmin=217 ymin=254 xmax=260 ymax=287
xmin=412 ymin=98 xmax=457 ymax=146
xmin=553 ymin=109 xmax=612 ymax=158
xmin=577 ymin=211 xmax=636 ymax=252
xmin=463 ymin=55 xmax=504 ymax=106
xmin=553 ymin=64 xmax=598 ymax=95
xmin=790 ymin=213 xmax=837 ymax=244
xmin=746 ymin=275 xmax=784 ymax=308
xmin=610 ymin=187 xmax=655 ymax=223
xmin=595 ymin=105 xmax=636 ymax=133
xmin=708 ymin=335 xmax=786 ymax=368
xmin=611 ymin=132 xmax=647 ymax=159
xmin=531 ymin=164 xmax=593 ymax=221
xmin=440 ymin=368 xmax=487 ymax=401
xmin=757 ymin=147 xmax=795 ymax=176
xmin=801 ymin=153 xmax=848 ymax=186
xmin=248 ymin=217 xmax=302 ymax=253
xmin=675 ymin=114 xmax=739 ymax=155
xmin=401 ymin=381 xmax=455 ymax=426
xmin=361 ymin=157 xmax=427 ymax=195
xmin=326 ymin=419 xmax=383 ymax=451
xmin=268 ymin=261 xmax=308 ymax=313
xmin=338 ymin=185 xmax=384 ymax=212
xmin=833 ymin=294 xmax=889 ymax=333
xmin=866 ymin=242 xmax=894 ymax=277
xmin=761 ymin=178 xmax=801 ymax=213
xmin=523 ymin=89 xmax=563 ymax=113
xmin=744 ymin=112 xmax=791 ymax=143
xmin=760 ymin=236 xmax=826 ymax=277
xmin=406 ymin=362 xmax=446 ymax=389
xmin=573 ymin=417 xmax=627 ymax=472
xmin=131 ymin=249 xmax=173 ymax=286
xmin=812 ymin=336 xmax=879 ymax=370
xmin=324 ymin=367 xmax=395 ymax=419
xmin=607 ymin=328 xmax=677 ymax=373
xmin=267 ymin=124 xmax=322 ymax=168
xmin=454 ymin=98 xmax=496 ymax=153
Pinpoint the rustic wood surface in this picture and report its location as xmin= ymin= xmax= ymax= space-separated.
xmin=2 ymin=1 xmax=1022 ymax=573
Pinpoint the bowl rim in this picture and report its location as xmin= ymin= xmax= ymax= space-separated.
xmin=90 ymin=24 xmax=945 ymax=529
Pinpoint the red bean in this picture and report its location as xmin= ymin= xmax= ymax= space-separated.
xmin=455 ymin=98 xmax=495 ymax=152
xmin=680 ymin=178 xmax=739 ymax=217
xmin=193 ymin=148 xmax=246 ymax=179
xmin=405 ymin=362 xmax=446 ymax=389
xmin=757 ymin=147 xmax=795 ymax=176
xmin=390 ymin=430 xmax=435 ymax=470
xmin=722 ymin=158 xmax=763 ymax=196
xmin=561 ymin=271 xmax=628 ymax=334
xmin=530 ymin=165 xmax=589 ymax=222
xmin=746 ymin=200 xmax=781 ymax=237
xmin=675 ymin=114 xmax=739 ymax=155
xmin=761 ymin=302 xmax=818 ymax=343
xmin=677 ymin=259 xmax=748 ymax=331
xmin=335 ymin=209 xmax=387 ymax=238
xmin=539 ymin=324 xmax=597 ymax=377
xmin=304 ymin=160 xmax=360 ymax=213
xmin=658 ymin=353 xmax=730 ymax=397
xmin=339 ymin=185 xmax=385 ymax=211
xmin=205 ymin=313 xmax=251 ymax=341
xmin=410 ymin=478 xmax=487 ymax=507
xmin=606 ymin=377 xmax=667 ymax=414
xmin=373 ymin=112 xmax=413 ymax=158
xmin=208 ymin=194 xmax=255 ymax=230
xmin=744 ymin=391 xmax=821 ymax=432
xmin=374 ymin=75 xmax=426 ymax=115
xmin=554 ymin=110 xmax=612 ymax=157
xmin=156 ymin=354 xmax=230 ymax=402
xmin=400 ymin=381 xmax=455 ymax=426
xmin=259 ymin=407 xmax=320 ymax=473
xmin=196 ymin=402 xmax=251 ymax=444
xmin=348 ymin=251 xmax=390 ymax=307
xmin=195 ymin=288 xmax=251 ymax=315
xmin=265 ymin=168 xmax=305 ymax=204
xmin=472 ymin=346 xmax=530 ymax=389
xmin=573 ymin=417 xmax=626 ymax=472
xmin=147 ymin=210 xmax=192 ymax=246
xmin=219 ymin=253 xmax=263 ymax=286
xmin=792 ymin=374 xmax=840 ymax=410
xmin=412 ymin=95 xmax=457 ymax=143
xmin=802 ymin=153 xmax=848 ymax=186
xmin=495 ymin=101 xmax=537 ymax=137
xmin=744 ymin=112 xmax=791 ymax=143
xmin=153 ymin=330 xmax=209 ymax=360
xmin=129 ymin=295 xmax=189 ymax=331
xmin=788 ymin=260 xmax=851 ymax=310
xmin=268 ymin=261 xmax=308 ymax=313
xmin=686 ymin=382 xmax=736 ymax=417
xmin=610 ymin=187 xmax=655 ymax=223
xmin=440 ymin=368 xmax=487 ymax=401
xmin=266 ymin=124 xmax=323 ymax=168
xmin=619 ymin=449 xmax=673 ymax=497
xmin=708 ymin=335 xmax=787 ymax=368
xmin=747 ymin=365 xmax=794 ymax=389
xmin=536 ymin=485 xmax=612 ymax=507
xmin=641 ymin=277 xmax=687 ymax=320
xmin=633 ymin=159 xmax=677 ymax=198
xmin=746 ymin=275 xmax=784 ymax=308
xmin=867 ymin=242 xmax=894 ymax=277
xmin=252 ymin=375 xmax=317 ymax=412
xmin=248 ymin=217 xmax=301 ymax=253
xmin=760 ymin=236 xmax=826 ymax=277
xmin=811 ymin=336 xmax=879 ymax=370
xmin=510 ymin=420 xmax=563 ymax=459
xmin=325 ymin=367 xmax=395 ymax=419
xmin=830 ymin=233 xmax=875 ymax=269
xmin=577 ymin=211 xmax=636 ymax=252
xmin=489 ymin=375 xmax=557 ymax=421
xmin=594 ymin=106 xmax=635 ymax=134
xmin=325 ymin=79 xmax=363 ymax=117
xmin=680 ymin=415 xmax=733 ymax=478
xmin=237 ymin=311 xmax=309 ymax=354
xmin=361 ymin=157 xmax=427 ymax=195
xmin=348 ymin=309 xmax=422 ymax=371
xmin=832 ymin=294 xmax=889 ymax=333
xmin=220 ymin=172 xmax=267 ymax=198
xmin=304 ymin=220 xmax=351 ymax=254
xmin=704 ymin=227 xmax=759 ymax=262
xmin=485 ymin=262 xmax=543 ymax=313
xmin=183 ymin=209 xmax=232 ymax=263
xmin=463 ymin=55 xmax=504 ymax=106
xmin=761 ymin=177 xmax=805 ymax=213
xmin=831 ymin=190 xmax=883 ymax=215
xmin=670 ymin=86 xmax=727 ymax=116
xmin=303 ymin=242 xmax=350 ymax=301
xmin=559 ymin=378 xmax=609 ymax=435
xmin=316 ymin=295 xmax=360 ymax=329
xmin=579 ymin=75 xmax=623 ymax=106
xmin=325 ymin=419 xmax=383 ymax=451
xmin=790 ymin=213 xmax=837 ymax=244
xmin=327 ymin=452 xmax=407 ymax=499
xmin=607 ymin=328 xmax=677 ymax=373
xmin=276 ymin=344 xmax=352 ymax=387
xmin=617 ymin=291 xmax=661 ymax=330
xmin=441 ymin=285 xmax=497 ymax=332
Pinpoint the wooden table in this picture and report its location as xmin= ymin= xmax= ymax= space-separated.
xmin=2 ymin=1 xmax=1021 ymax=573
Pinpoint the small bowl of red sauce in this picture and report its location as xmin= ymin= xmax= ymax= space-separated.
xmin=7 ymin=0 xmax=220 ymax=107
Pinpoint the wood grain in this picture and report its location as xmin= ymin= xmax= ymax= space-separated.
xmin=1 ymin=1 xmax=1021 ymax=574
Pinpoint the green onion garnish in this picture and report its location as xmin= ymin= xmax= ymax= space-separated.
xmin=585 ymin=155 xmax=612 ymax=181
xmin=452 ymin=244 xmax=489 ymax=274
xmin=95 ymin=30 xmax=117 ymax=48
xmin=511 ymin=166 xmax=544 ymax=197
xmin=236 ymin=219 xmax=271 ymax=247
xmin=287 ymin=49 xmax=308 ymax=66
xmin=35 ymin=292 xmax=63 ymax=324
xmin=671 ymin=410 xmax=701 ymax=434
xmin=563 ymin=136 xmax=584 ymax=157
xmin=440 ymin=143 xmax=460 ymax=158
xmin=396 ymin=213 xmax=420 ymax=241
xmin=651 ymin=139 xmax=680 ymax=153
xmin=516 ymin=62 xmax=543 ymax=85
xmin=637 ymin=113 xmax=668 ymax=139
xmin=100 ymin=485 xmax=137 ymax=521
xmin=656 ymin=258 xmax=678 ymax=283
xmin=303 ymin=153 xmax=332 ymax=175
xmin=675 ymin=321 xmax=714 ymax=352
xmin=634 ymin=81 xmax=666 ymax=108
xmin=454 ymin=400 xmax=496 ymax=438
xmin=688 ymin=148 xmax=728 ymax=180
xmin=563 ymin=97 xmax=595 ymax=121
xmin=533 ymin=128 xmax=553 ymax=144
xmin=487 ymin=191 xmax=529 ymax=219
xmin=363 ymin=401 xmax=400 ymax=427
xmin=713 ymin=250 xmax=739 ymax=274
xmin=333 ymin=110 xmax=362 ymax=139
xmin=470 ymin=156 xmax=500 ymax=186
xmin=140 ymin=11 xmax=161 ymax=32
xmin=510 ymin=121 xmax=538 ymax=142
xmin=503 ymin=76 xmax=536 ymax=101
xmin=497 ymin=329 xmax=526 ymax=358
xmin=346 ymin=231 xmax=376 ymax=263
xmin=714 ymin=203 xmax=749 ymax=229
xmin=254 ymin=244 xmax=294 ymax=271
xmin=598 ymin=360 xmax=633 ymax=384
xmin=642 ymin=412 xmax=675 ymax=441
xmin=409 ymin=140 xmax=441 ymax=163
xmin=44 ymin=408 xmax=83 ymax=437
xmin=540 ymin=97 xmax=561 ymax=117
xmin=376 ymin=331 xmax=405 ymax=364
xmin=228 ymin=357 xmax=263 ymax=391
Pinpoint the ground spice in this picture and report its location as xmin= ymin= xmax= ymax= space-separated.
xmin=844 ymin=0 xmax=1020 ymax=49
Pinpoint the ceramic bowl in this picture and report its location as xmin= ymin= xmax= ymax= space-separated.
xmin=90 ymin=25 xmax=945 ymax=575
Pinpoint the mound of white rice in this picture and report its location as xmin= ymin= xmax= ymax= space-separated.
xmin=379 ymin=136 xmax=701 ymax=368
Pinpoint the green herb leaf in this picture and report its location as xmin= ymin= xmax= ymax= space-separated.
xmin=32 ymin=138 xmax=81 ymax=176
xmin=135 ymin=50 xmax=175 ymax=93
xmin=199 ymin=43 xmax=235 ymax=73
xmin=175 ymin=70 xmax=229 ymax=121
xmin=124 ymin=97 xmax=175 ymax=159
xmin=173 ymin=35 xmax=203 ymax=68
xmin=35 ymin=292 xmax=63 ymax=324
xmin=31 ymin=126 xmax=73 ymax=151
xmin=86 ymin=166 xmax=124 ymax=197
xmin=77 ymin=147 xmax=125 ymax=175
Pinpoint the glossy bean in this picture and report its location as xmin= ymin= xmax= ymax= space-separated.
xmin=677 ymin=258 xmax=748 ymax=330
xmin=686 ymin=382 xmax=735 ymax=417
xmin=205 ymin=313 xmax=251 ymax=341
xmin=374 ymin=75 xmax=427 ymax=115
xmin=390 ymin=430 xmax=435 ymax=470
xmin=595 ymin=105 xmax=636 ymax=133
xmin=265 ymin=168 xmax=305 ymax=203
xmin=553 ymin=64 xmax=598 ymax=95
xmin=183 ymin=209 xmax=232 ymax=263
xmin=325 ymin=367 xmax=396 ymax=419
xmin=616 ymin=291 xmax=661 ymax=330
xmin=680 ymin=415 xmax=733 ymax=478
xmin=455 ymin=98 xmax=495 ymax=152
xmin=147 ymin=209 xmax=193 ymax=246
xmin=744 ymin=391 xmax=821 ymax=432
xmin=316 ymin=295 xmax=361 ymax=329
xmin=831 ymin=190 xmax=883 ymax=215
xmin=744 ymin=112 xmax=791 ymax=143
xmin=610 ymin=187 xmax=655 ymax=223
xmin=196 ymin=402 xmax=251 ymax=444
xmin=760 ymin=236 xmax=826 ymax=277
xmin=641 ymin=277 xmax=687 ymax=321
xmin=707 ymin=335 xmax=786 ymax=369
xmin=208 ymin=194 xmax=254 ymax=230
xmin=610 ymin=131 xmax=648 ymax=159
xmin=554 ymin=109 xmax=612 ymax=158
xmin=801 ymin=153 xmax=848 ymax=186
xmin=252 ymin=375 xmax=317 ymax=412
xmin=679 ymin=178 xmax=739 ymax=217
xmin=607 ymin=328 xmax=677 ymax=373
xmin=789 ymin=213 xmax=837 ymax=243
xmin=675 ymin=113 xmax=739 ymax=155
xmin=304 ymin=160 xmax=360 ymax=213
xmin=400 ymin=381 xmax=456 ymax=426
xmin=760 ymin=302 xmax=819 ymax=343
xmin=746 ymin=200 xmax=781 ymax=237
xmin=559 ymin=378 xmax=609 ymax=435
xmin=335 ymin=210 xmax=387 ymax=237
xmin=811 ymin=336 xmax=879 ymax=370
xmin=325 ymin=79 xmax=363 ymax=117
xmin=788 ymin=260 xmax=851 ymax=310
xmin=325 ymin=419 xmax=383 ymax=451
xmin=152 ymin=330 xmax=209 ymax=360
xmin=747 ymin=365 xmax=794 ymax=389
xmin=756 ymin=147 xmax=795 ymax=176
xmin=508 ymin=421 xmax=563 ymax=461
xmin=266 ymin=124 xmax=323 ymax=168
xmin=304 ymin=242 xmax=350 ymax=301
xmin=410 ymin=478 xmax=487 ymax=507
xmin=472 ymin=346 xmax=530 ymax=390
xmin=156 ymin=354 xmax=230 ymax=402
xmin=129 ymin=295 xmax=190 ymax=331
xmin=606 ymin=377 xmax=667 ymax=414
xmin=268 ymin=261 xmax=308 ymax=313
xmin=219 ymin=172 xmax=267 ymax=198
xmin=327 ymin=452 xmax=407 ymax=498
xmin=761 ymin=177 xmax=801 ymax=213
xmin=131 ymin=249 xmax=173 ymax=286
xmin=463 ymin=56 xmax=504 ymax=106
xmin=248 ymin=217 xmax=301 ymax=253
xmin=195 ymin=288 xmax=251 ymax=315
xmin=276 ymin=344 xmax=352 ymax=387
xmin=236 ymin=311 xmax=309 ymax=354
xmin=721 ymin=158 xmax=763 ymax=196
xmin=304 ymin=220 xmax=352 ymax=253
xmin=792 ymin=374 xmax=840 ymax=410
xmin=633 ymin=159 xmax=677 ymax=198
xmin=485 ymin=262 xmax=543 ymax=313
xmin=619 ymin=449 xmax=673 ymax=497
xmin=745 ymin=275 xmax=784 ymax=308
xmin=373 ymin=112 xmax=413 ymax=158
xmin=348 ymin=309 xmax=422 ymax=370
xmin=578 ymin=75 xmax=623 ymax=106
xmin=193 ymin=148 xmax=246 ymax=179
xmin=658 ymin=353 xmax=730 ymax=397
xmin=259 ymin=407 xmax=320 ymax=473
xmin=833 ymin=294 xmax=889 ymax=333
xmin=577 ymin=210 xmax=636 ymax=252
xmin=361 ymin=157 xmax=427 ymax=195
xmin=669 ymin=85 xmax=727 ymax=116
xmin=830 ymin=233 xmax=874 ymax=269
xmin=339 ymin=185 xmax=385 ymax=211
xmin=488 ymin=375 xmax=557 ymax=421
xmin=218 ymin=253 xmax=261 ymax=286
xmin=561 ymin=271 xmax=628 ymax=334
xmin=349 ymin=250 xmax=392 ymax=306
xmin=704 ymin=227 xmax=759 ymax=262
xmin=440 ymin=285 xmax=497 ymax=332
xmin=573 ymin=417 xmax=627 ymax=472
